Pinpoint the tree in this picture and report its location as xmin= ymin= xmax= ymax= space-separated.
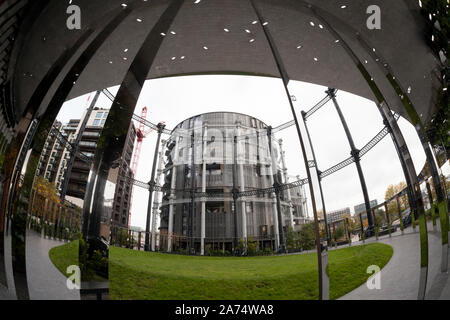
xmin=334 ymin=226 xmax=345 ymax=241
xmin=33 ymin=176 xmax=61 ymax=204
xmin=378 ymin=209 xmax=388 ymax=226
xmin=385 ymin=182 xmax=408 ymax=215
xmin=299 ymin=223 xmax=316 ymax=251
xmin=286 ymin=227 xmax=300 ymax=252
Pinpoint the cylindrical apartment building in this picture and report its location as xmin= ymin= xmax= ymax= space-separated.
xmin=158 ymin=112 xmax=307 ymax=254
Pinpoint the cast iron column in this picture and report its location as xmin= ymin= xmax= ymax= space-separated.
xmin=278 ymin=139 xmax=295 ymax=228
xmin=396 ymin=196 xmax=404 ymax=234
xmin=267 ymin=127 xmax=286 ymax=253
xmin=359 ymin=213 xmax=365 ymax=243
xmin=145 ymin=123 xmax=166 ymax=251
xmin=302 ymin=111 xmax=331 ymax=246
xmin=232 ymin=135 xmax=240 ymax=254
xmin=328 ymin=89 xmax=374 ymax=233
xmin=201 ymin=126 xmax=208 ymax=256
xmin=151 ymin=140 xmax=167 ymax=252
xmin=189 ymin=131 xmax=196 ymax=255
xmin=168 ymin=136 xmax=180 ymax=252
xmin=384 ymin=202 xmax=391 ymax=237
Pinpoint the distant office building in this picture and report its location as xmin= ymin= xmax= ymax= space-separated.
xmin=37 ymin=107 xmax=137 ymax=229
xmin=354 ymin=200 xmax=378 ymax=215
xmin=327 ymin=207 xmax=351 ymax=224
xmin=37 ymin=121 xmax=63 ymax=183
xmin=354 ymin=200 xmax=378 ymax=227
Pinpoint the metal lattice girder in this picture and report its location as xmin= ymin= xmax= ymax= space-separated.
xmin=359 ymin=126 xmax=390 ymax=158
xmin=320 ymin=112 xmax=400 ymax=179
xmin=102 ymin=88 xmax=115 ymax=103
xmin=359 ymin=112 xmax=400 ymax=158
xmin=50 ymin=125 xmax=92 ymax=164
xmin=272 ymin=93 xmax=334 ymax=134
xmin=104 ymin=88 xmax=332 ymax=139
xmin=277 ymin=178 xmax=310 ymax=192
xmin=303 ymin=93 xmax=335 ymax=120
xmin=320 ymin=156 xmax=355 ymax=179
xmin=123 ymin=173 xmax=309 ymax=199
xmin=102 ymin=89 xmax=173 ymax=136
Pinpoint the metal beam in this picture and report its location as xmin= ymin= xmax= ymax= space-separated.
xmin=250 ymin=0 xmax=328 ymax=300
xmin=309 ymin=5 xmax=429 ymax=299
xmin=145 ymin=124 xmax=165 ymax=251
xmin=329 ymin=89 xmax=374 ymax=232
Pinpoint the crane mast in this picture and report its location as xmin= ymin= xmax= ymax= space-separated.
xmin=128 ymin=107 xmax=151 ymax=229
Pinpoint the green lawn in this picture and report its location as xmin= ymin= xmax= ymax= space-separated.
xmin=49 ymin=242 xmax=393 ymax=300
xmin=49 ymin=240 xmax=79 ymax=276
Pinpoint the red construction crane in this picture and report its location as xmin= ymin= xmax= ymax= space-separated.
xmin=128 ymin=107 xmax=153 ymax=229
xmin=131 ymin=107 xmax=150 ymax=175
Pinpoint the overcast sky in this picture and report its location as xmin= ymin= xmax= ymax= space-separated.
xmin=58 ymin=75 xmax=427 ymax=229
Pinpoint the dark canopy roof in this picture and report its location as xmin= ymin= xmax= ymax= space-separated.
xmin=10 ymin=0 xmax=442 ymax=124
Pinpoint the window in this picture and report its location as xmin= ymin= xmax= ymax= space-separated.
xmin=103 ymin=113 xmax=108 ymax=118
xmin=96 ymin=112 xmax=103 ymax=118
xmin=101 ymin=119 xmax=106 ymax=126
xmin=93 ymin=119 xmax=100 ymax=126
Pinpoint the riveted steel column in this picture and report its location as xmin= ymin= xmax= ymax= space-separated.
xmin=146 ymin=124 xmax=166 ymax=252
xmin=309 ymin=4 xmax=429 ymax=299
xmin=384 ymin=202 xmax=391 ymax=237
xmin=151 ymin=139 xmax=167 ymax=252
xmin=267 ymin=127 xmax=286 ymax=253
xmin=355 ymin=20 xmax=448 ymax=269
xmin=250 ymin=0 xmax=328 ymax=299
xmin=396 ymin=196 xmax=405 ymax=235
xmin=236 ymin=124 xmax=248 ymax=250
xmin=329 ymin=89 xmax=374 ymax=233
xmin=188 ymin=130 xmax=196 ymax=255
xmin=279 ymin=139 xmax=294 ymax=229
xmin=302 ymin=112 xmax=331 ymax=246
xmin=377 ymin=102 xmax=430 ymax=282
xmin=168 ymin=136 xmax=181 ymax=253
xmin=372 ymin=208 xmax=378 ymax=240
xmin=201 ymin=126 xmax=208 ymax=256
xmin=267 ymin=165 xmax=280 ymax=252
xmin=377 ymin=103 xmax=417 ymax=225
xmin=232 ymin=135 xmax=240 ymax=253
xmin=359 ymin=213 xmax=365 ymax=243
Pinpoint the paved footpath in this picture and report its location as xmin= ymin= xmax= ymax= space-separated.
xmin=340 ymin=221 xmax=450 ymax=300
xmin=1 ymin=223 xmax=448 ymax=300
xmin=25 ymin=231 xmax=79 ymax=300
xmin=0 ymin=230 xmax=79 ymax=300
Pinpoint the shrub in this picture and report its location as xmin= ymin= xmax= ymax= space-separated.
xmin=299 ymin=223 xmax=315 ymax=250
xmin=247 ymin=237 xmax=258 ymax=256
